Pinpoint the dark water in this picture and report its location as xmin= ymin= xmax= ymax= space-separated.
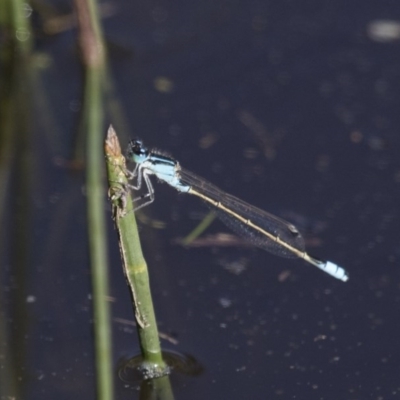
xmin=2 ymin=1 xmax=400 ymax=399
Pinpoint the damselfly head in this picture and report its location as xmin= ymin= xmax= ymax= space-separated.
xmin=126 ymin=139 xmax=149 ymax=163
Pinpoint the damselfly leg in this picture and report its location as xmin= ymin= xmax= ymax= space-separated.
xmin=124 ymin=165 xmax=156 ymax=211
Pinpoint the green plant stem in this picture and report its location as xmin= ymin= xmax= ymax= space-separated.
xmin=0 ymin=2 xmax=33 ymax=399
xmin=105 ymin=126 xmax=168 ymax=375
xmin=8 ymin=0 xmax=33 ymax=55
xmin=181 ymin=211 xmax=216 ymax=246
xmin=85 ymin=69 xmax=113 ymax=400
xmin=75 ymin=0 xmax=113 ymax=398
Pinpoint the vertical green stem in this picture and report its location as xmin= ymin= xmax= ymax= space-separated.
xmin=75 ymin=0 xmax=113 ymax=398
xmin=105 ymin=127 xmax=168 ymax=375
xmin=0 ymin=1 xmax=33 ymax=399
xmin=85 ymin=69 xmax=113 ymax=400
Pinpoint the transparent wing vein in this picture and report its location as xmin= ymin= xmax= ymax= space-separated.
xmin=179 ymin=169 xmax=305 ymax=258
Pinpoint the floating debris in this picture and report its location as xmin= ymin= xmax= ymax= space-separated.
xmin=367 ymin=20 xmax=400 ymax=42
